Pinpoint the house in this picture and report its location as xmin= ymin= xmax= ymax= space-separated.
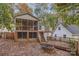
xmin=53 ymin=24 xmax=79 ymax=39
xmin=14 ymin=13 xmax=46 ymax=42
xmin=0 ymin=13 xmax=52 ymax=42
xmin=14 ymin=13 xmax=39 ymax=41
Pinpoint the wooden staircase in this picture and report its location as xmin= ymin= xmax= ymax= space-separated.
xmin=38 ymin=32 xmax=46 ymax=43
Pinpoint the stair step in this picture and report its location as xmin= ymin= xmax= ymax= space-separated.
xmin=38 ymin=32 xmax=46 ymax=42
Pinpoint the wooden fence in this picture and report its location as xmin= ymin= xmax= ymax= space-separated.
xmin=47 ymin=36 xmax=79 ymax=55
xmin=0 ymin=32 xmax=14 ymax=40
xmin=47 ymin=37 xmax=73 ymax=43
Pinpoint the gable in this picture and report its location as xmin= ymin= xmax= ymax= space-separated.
xmin=15 ymin=13 xmax=38 ymax=21
xmin=57 ymin=24 xmax=72 ymax=34
xmin=53 ymin=24 xmax=72 ymax=37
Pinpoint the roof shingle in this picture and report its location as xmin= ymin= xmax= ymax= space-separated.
xmin=66 ymin=24 xmax=79 ymax=34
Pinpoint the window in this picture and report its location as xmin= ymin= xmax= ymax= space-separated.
xmin=63 ymin=34 xmax=66 ymax=38
xmin=58 ymin=27 xmax=61 ymax=30
xmin=39 ymin=26 xmax=41 ymax=29
xmin=55 ymin=34 xmax=57 ymax=37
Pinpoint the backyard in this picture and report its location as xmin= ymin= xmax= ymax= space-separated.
xmin=0 ymin=38 xmax=72 ymax=56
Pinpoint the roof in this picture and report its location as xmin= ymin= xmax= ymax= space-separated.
xmin=15 ymin=13 xmax=39 ymax=21
xmin=64 ymin=24 xmax=79 ymax=34
xmin=0 ymin=28 xmax=10 ymax=32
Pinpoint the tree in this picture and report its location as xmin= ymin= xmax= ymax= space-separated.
xmin=46 ymin=14 xmax=57 ymax=30
xmin=53 ymin=3 xmax=79 ymax=25
xmin=33 ymin=3 xmax=57 ymax=30
xmin=16 ymin=3 xmax=32 ymax=14
xmin=34 ymin=3 xmax=49 ymax=18
xmin=0 ymin=4 xmax=13 ymax=31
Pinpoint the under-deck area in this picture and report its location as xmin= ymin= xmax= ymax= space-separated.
xmin=15 ymin=32 xmax=38 ymax=41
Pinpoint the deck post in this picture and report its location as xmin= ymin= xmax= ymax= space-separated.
xmin=27 ymin=32 xmax=29 ymax=41
xmin=14 ymin=32 xmax=18 ymax=41
xmin=37 ymin=32 xmax=41 ymax=42
xmin=76 ymin=40 xmax=79 ymax=55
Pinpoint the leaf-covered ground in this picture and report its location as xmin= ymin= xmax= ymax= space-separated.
xmin=0 ymin=39 xmax=71 ymax=56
